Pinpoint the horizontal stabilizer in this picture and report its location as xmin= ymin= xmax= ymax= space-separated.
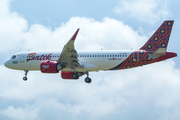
xmin=149 ymin=48 xmax=166 ymax=59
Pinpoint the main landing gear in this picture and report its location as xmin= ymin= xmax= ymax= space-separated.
xmin=72 ymin=73 xmax=79 ymax=79
xmin=84 ymin=72 xmax=92 ymax=84
xmin=72 ymin=71 xmax=92 ymax=83
xmin=23 ymin=70 xmax=28 ymax=81
xmin=85 ymin=77 xmax=91 ymax=83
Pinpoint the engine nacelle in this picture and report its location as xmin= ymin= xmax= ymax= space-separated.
xmin=61 ymin=71 xmax=75 ymax=79
xmin=40 ymin=61 xmax=61 ymax=73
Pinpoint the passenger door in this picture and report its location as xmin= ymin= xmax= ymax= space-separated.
xmin=19 ymin=54 xmax=26 ymax=63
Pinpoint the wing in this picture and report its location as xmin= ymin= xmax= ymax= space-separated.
xmin=58 ymin=28 xmax=84 ymax=70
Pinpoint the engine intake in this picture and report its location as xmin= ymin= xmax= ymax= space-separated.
xmin=40 ymin=61 xmax=61 ymax=73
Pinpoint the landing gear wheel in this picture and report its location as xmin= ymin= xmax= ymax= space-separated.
xmin=85 ymin=77 xmax=92 ymax=83
xmin=23 ymin=77 xmax=27 ymax=81
xmin=72 ymin=73 xmax=79 ymax=79
xmin=23 ymin=70 xmax=28 ymax=81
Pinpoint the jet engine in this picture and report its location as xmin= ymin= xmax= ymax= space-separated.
xmin=61 ymin=71 xmax=75 ymax=79
xmin=40 ymin=61 xmax=62 ymax=73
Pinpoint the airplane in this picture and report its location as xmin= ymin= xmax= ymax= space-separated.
xmin=4 ymin=20 xmax=177 ymax=83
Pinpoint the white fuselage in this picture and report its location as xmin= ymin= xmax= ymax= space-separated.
xmin=4 ymin=50 xmax=133 ymax=72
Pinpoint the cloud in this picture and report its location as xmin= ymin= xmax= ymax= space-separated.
xmin=0 ymin=106 xmax=38 ymax=120
xmin=0 ymin=0 xmax=180 ymax=120
xmin=0 ymin=0 xmax=28 ymax=53
xmin=0 ymin=15 xmax=147 ymax=53
xmin=0 ymin=0 xmax=148 ymax=53
xmin=1 ymin=60 xmax=180 ymax=120
xmin=114 ymin=0 xmax=171 ymax=23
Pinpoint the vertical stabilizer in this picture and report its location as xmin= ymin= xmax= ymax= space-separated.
xmin=140 ymin=20 xmax=174 ymax=51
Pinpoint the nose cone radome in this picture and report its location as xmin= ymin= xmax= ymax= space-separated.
xmin=4 ymin=60 xmax=10 ymax=68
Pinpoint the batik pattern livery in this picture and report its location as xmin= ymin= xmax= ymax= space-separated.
xmin=110 ymin=20 xmax=176 ymax=70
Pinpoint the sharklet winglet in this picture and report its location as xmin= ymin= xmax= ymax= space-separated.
xmin=70 ymin=28 xmax=80 ymax=41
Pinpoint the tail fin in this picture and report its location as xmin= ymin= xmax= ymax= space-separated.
xmin=140 ymin=20 xmax=174 ymax=51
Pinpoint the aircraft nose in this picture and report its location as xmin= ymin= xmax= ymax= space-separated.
xmin=4 ymin=60 xmax=10 ymax=68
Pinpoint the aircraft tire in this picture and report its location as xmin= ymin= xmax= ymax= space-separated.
xmin=23 ymin=77 xmax=27 ymax=81
xmin=72 ymin=73 xmax=79 ymax=79
xmin=85 ymin=77 xmax=92 ymax=83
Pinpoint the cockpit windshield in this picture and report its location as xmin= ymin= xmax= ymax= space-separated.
xmin=11 ymin=55 xmax=16 ymax=59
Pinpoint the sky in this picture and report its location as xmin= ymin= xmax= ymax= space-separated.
xmin=0 ymin=0 xmax=180 ymax=120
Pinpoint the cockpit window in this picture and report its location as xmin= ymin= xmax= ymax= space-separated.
xmin=11 ymin=55 xmax=16 ymax=59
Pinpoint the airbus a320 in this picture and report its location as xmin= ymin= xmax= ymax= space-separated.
xmin=4 ymin=20 xmax=177 ymax=83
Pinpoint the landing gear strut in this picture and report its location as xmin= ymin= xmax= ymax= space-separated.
xmin=23 ymin=70 xmax=28 ymax=81
xmin=84 ymin=72 xmax=92 ymax=83
xmin=71 ymin=67 xmax=79 ymax=79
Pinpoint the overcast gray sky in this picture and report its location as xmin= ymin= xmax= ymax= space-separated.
xmin=0 ymin=0 xmax=180 ymax=120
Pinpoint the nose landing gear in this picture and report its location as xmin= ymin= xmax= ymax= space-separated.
xmin=23 ymin=70 xmax=28 ymax=81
